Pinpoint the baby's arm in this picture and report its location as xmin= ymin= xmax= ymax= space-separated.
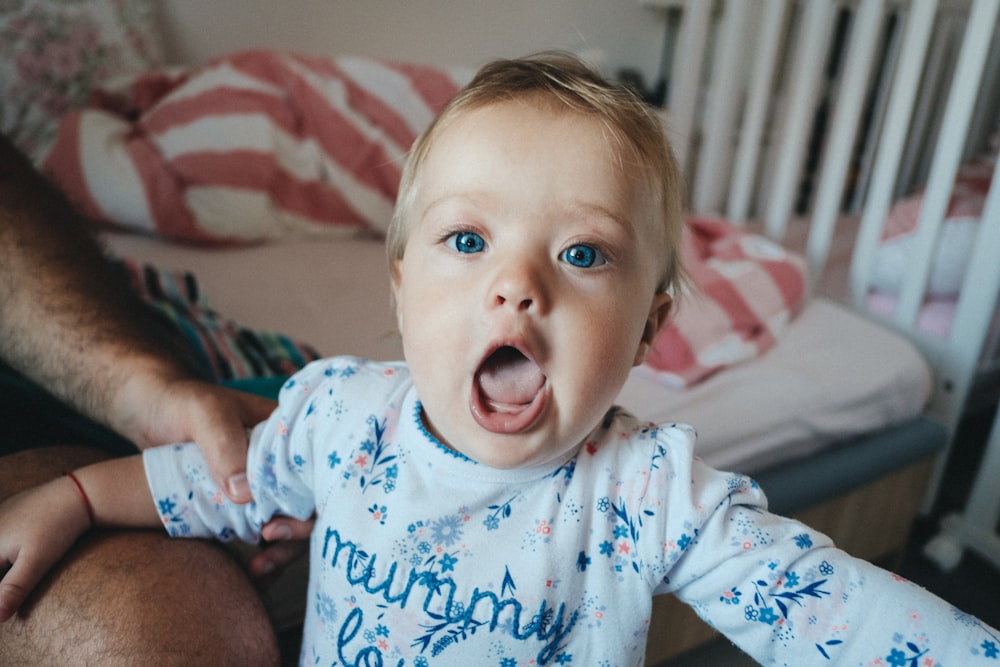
xmin=0 ymin=456 xmax=157 ymax=621
xmin=669 ymin=466 xmax=999 ymax=664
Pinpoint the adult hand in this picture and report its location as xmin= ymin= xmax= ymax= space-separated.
xmin=109 ymin=369 xmax=315 ymax=575
xmin=112 ymin=368 xmax=274 ymax=502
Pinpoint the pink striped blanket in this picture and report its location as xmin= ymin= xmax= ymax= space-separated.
xmin=645 ymin=216 xmax=808 ymax=387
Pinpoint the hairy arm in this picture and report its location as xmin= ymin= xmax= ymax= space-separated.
xmin=0 ymin=135 xmax=197 ymax=440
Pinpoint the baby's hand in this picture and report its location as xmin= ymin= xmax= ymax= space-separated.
xmin=0 ymin=476 xmax=93 ymax=622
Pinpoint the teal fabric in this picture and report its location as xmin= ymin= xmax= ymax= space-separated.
xmin=223 ymin=376 xmax=289 ymax=401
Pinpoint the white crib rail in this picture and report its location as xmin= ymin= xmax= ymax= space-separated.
xmin=652 ymin=0 xmax=1000 ymax=571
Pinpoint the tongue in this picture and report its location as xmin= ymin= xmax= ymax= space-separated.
xmin=478 ymin=348 xmax=545 ymax=407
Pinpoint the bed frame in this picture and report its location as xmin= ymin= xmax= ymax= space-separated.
xmin=641 ymin=0 xmax=1000 ymax=660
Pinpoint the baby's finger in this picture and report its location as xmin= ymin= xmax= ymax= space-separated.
xmin=248 ymin=539 xmax=309 ymax=579
xmin=0 ymin=554 xmax=46 ymax=622
xmin=261 ymin=516 xmax=315 ymax=542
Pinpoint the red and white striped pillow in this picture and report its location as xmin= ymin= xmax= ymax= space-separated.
xmin=43 ymin=50 xmax=471 ymax=244
xmin=643 ymin=216 xmax=809 ymax=387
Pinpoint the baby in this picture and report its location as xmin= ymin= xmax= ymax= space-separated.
xmin=1 ymin=53 xmax=997 ymax=666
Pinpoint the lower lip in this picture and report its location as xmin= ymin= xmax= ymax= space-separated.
xmin=469 ymin=382 xmax=550 ymax=434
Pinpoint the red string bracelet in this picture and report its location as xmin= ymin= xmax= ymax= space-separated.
xmin=65 ymin=472 xmax=96 ymax=528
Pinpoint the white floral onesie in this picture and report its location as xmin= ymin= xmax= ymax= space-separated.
xmin=144 ymin=356 xmax=999 ymax=666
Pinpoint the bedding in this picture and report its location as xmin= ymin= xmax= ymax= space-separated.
xmin=118 ymin=259 xmax=319 ymax=381
xmin=779 ymin=213 xmax=970 ymax=341
xmin=874 ymin=153 xmax=994 ymax=297
xmin=42 ymin=50 xmax=472 ymax=243
xmin=775 ymin=152 xmax=998 ymax=344
xmin=861 ymin=151 xmax=996 ymax=340
xmin=645 ymin=216 xmax=807 ymax=387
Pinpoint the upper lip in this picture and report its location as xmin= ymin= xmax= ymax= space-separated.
xmin=475 ymin=336 xmax=542 ymax=379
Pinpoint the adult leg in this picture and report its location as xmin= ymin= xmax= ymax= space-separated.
xmin=0 ymin=446 xmax=280 ymax=666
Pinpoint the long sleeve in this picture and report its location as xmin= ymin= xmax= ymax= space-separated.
xmin=668 ymin=457 xmax=1000 ymax=665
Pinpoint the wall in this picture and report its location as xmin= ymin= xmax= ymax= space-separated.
xmin=158 ymin=0 xmax=669 ymax=90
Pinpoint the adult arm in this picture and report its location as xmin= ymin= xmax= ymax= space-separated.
xmin=0 ymin=134 xmax=271 ymax=499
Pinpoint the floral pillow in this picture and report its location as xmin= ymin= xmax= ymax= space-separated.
xmin=0 ymin=0 xmax=163 ymax=163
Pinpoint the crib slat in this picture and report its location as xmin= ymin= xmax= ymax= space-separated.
xmin=764 ymin=0 xmax=836 ymax=240
xmin=692 ymin=0 xmax=752 ymax=214
xmin=805 ymin=0 xmax=886 ymax=282
xmin=965 ymin=35 xmax=1000 ymax=163
xmin=895 ymin=0 xmax=999 ymax=329
xmin=927 ymin=154 xmax=1000 ymax=565
xmin=950 ymin=155 xmax=1000 ymax=386
xmin=959 ymin=393 xmax=1000 ymax=531
xmin=962 ymin=34 xmax=1000 ymax=161
xmin=896 ymin=12 xmax=960 ymax=198
xmin=667 ymin=0 xmax=713 ymax=179
xmin=848 ymin=9 xmax=904 ymax=212
xmin=850 ymin=0 xmax=938 ymax=312
xmin=727 ymin=0 xmax=787 ymax=223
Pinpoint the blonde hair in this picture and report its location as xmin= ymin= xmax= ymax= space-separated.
xmin=387 ymin=51 xmax=685 ymax=295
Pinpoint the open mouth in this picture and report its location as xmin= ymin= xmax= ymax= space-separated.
xmin=471 ymin=345 xmax=549 ymax=434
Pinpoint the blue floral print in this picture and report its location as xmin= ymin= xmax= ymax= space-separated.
xmin=484 ymin=495 xmax=516 ymax=531
xmin=354 ymin=415 xmax=398 ymax=494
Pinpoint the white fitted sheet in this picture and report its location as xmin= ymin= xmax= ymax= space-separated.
xmin=103 ymin=231 xmax=931 ymax=476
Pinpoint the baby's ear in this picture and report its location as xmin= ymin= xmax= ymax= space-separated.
xmin=390 ymin=261 xmax=404 ymax=331
xmin=634 ymin=292 xmax=673 ymax=366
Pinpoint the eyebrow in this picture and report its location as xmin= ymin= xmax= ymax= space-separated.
xmin=421 ymin=192 xmax=637 ymax=237
xmin=419 ymin=192 xmax=494 ymax=220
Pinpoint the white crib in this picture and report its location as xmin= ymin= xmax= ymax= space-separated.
xmin=645 ymin=0 xmax=1000 ymax=577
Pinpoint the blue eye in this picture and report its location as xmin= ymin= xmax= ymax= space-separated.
xmin=448 ymin=231 xmax=486 ymax=254
xmin=561 ymin=244 xmax=605 ymax=268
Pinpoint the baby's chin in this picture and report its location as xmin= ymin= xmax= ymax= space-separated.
xmin=422 ymin=403 xmax=584 ymax=470
xmin=454 ymin=435 xmax=583 ymax=471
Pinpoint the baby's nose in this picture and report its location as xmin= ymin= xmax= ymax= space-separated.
xmin=495 ymin=292 xmax=534 ymax=310
xmin=491 ymin=261 xmax=547 ymax=313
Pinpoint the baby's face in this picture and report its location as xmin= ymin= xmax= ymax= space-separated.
xmin=393 ymin=101 xmax=671 ymax=469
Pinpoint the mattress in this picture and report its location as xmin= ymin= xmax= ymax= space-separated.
xmin=102 ymin=230 xmax=932 ymax=476
xmin=620 ymin=298 xmax=931 ymax=473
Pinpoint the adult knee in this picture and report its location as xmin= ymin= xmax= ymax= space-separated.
xmin=1 ymin=530 xmax=279 ymax=665
xmin=0 ymin=448 xmax=279 ymax=665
